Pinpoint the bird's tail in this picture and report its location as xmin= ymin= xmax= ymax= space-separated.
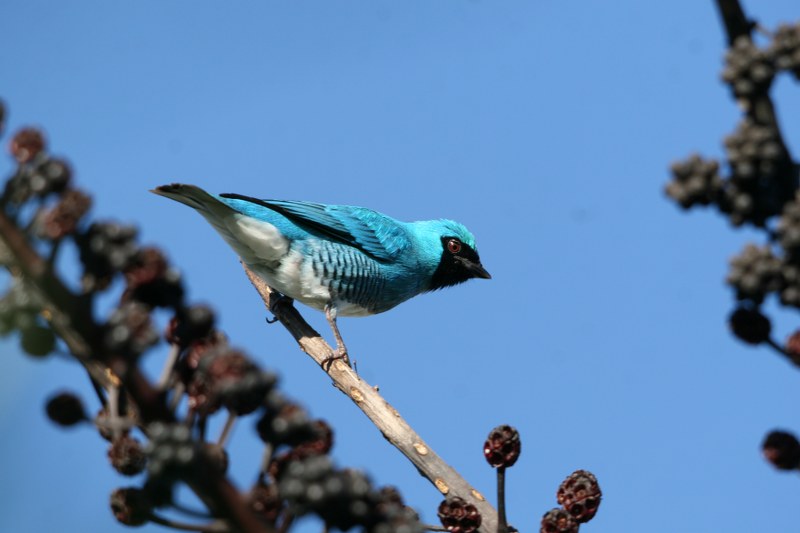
xmin=151 ymin=183 xmax=225 ymax=212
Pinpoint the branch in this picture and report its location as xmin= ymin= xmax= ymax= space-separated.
xmin=242 ymin=264 xmax=499 ymax=532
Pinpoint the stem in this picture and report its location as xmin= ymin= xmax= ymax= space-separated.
xmin=159 ymin=344 xmax=181 ymax=390
xmin=149 ymin=513 xmax=230 ymax=533
xmin=259 ymin=443 xmax=274 ymax=481
xmin=277 ymin=511 xmax=295 ymax=533
xmin=108 ymin=385 xmax=121 ymax=440
xmin=218 ymin=412 xmax=237 ymax=447
xmin=496 ymin=467 xmax=507 ymax=533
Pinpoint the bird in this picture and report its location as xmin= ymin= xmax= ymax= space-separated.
xmin=152 ymin=184 xmax=491 ymax=365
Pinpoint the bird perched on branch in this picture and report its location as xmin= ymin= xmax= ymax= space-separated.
xmin=152 ymin=184 xmax=491 ymax=365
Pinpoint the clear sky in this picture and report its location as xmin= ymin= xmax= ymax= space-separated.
xmin=1 ymin=1 xmax=799 ymax=532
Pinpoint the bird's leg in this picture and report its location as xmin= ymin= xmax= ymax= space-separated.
xmin=265 ymin=292 xmax=294 ymax=324
xmin=322 ymin=303 xmax=351 ymax=369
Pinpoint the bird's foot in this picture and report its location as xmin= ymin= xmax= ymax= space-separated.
xmin=323 ymin=303 xmax=353 ymax=370
xmin=321 ymin=347 xmax=351 ymax=370
xmin=265 ymin=292 xmax=294 ymax=324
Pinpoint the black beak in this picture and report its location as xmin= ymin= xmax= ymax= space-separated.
xmin=456 ymin=256 xmax=491 ymax=279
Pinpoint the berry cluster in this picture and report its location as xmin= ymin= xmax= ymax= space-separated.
xmin=721 ymin=36 xmax=775 ymax=99
xmin=483 ymin=424 xmax=521 ymax=468
xmin=540 ymin=508 xmax=578 ymax=533
xmin=537 ymin=470 xmax=602 ymax=532
xmin=144 ymin=423 xmax=201 ymax=480
xmin=667 ymin=26 xmax=799 ymax=229
xmin=438 ymin=497 xmax=482 ymax=533
xmin=3 ymin=128 xmax=72 ymax=207
xmin=556 ymin=471 xmax=601 ymax=524
xmin=666 ymin=155 xmax=723 ymax=209
xmin=188 ymin=346 xmax=277 ymax=416
xmin=272 ymin=446 xmax=419 ymax=532
xmin=724 ymin=119 xmax=785 ymax=183
xmin=104 ymin=301 xmax=159 ymax=358
xmin=77 ymin=221 xmax=140 ymax=292
xmin=770 ymin=23 xmax=800 ymax=79
xmin=725 ymin=244 xmax=782 ymax=303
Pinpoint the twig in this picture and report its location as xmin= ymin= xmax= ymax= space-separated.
xmin=218 ymin=412 xmax=237 ymax=447
xmin=496 ymin=467 xmax=507 ymax=533
xmin=149 ymin=513 xmax=230 ymax=533
xmin=242 ymin=263 xmax=499 ymax=533
xmin=159 ymin=343 xmax=181 ymax=390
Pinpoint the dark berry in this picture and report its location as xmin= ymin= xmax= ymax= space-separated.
xmin=483 ymin=425 xmax=521 ymax=468
xmin=109 ymin=435 xmax=147 ymax=476
xmin=45 ymin=391 xmax=87 ymax=427
xmin=37 ymin=189 xmax=92 ymax=240
xmin=77 ymin=222 xmax=139 ymax=291
xmin=110 ymin=487 xmax=152 ymax=526
xmin=10 ymin=127 xmax=45 ymax=163
xmin=437 ymin=497 xmax=481 ymax=533
xmin=189 ymin=347 xmax=275 ymax=415
xmin=540 ymin=508 xmax=578 ymax=533
xmin=122 ymin=247 xmax=183 ymax=309
xmin=557 ymin=470 xmax=601 ymax=523
xmin=20 ymin=323 xmax=55 ymax=357
xmin=729 ymin=306 xmax=772 ymax=344
xmin=165 ymin=304 xmax=215 ymax=346
xmin=257 ymin=403 xmax=318 ymax=448
xmin=249 ymin=481 xmax=283 ymax=523
xmin=762 ymin=430 xmax=800 ymax=470
xmin=104 ymin=302 xmax=159 ymax=358
xmin=784 ymin=330 xmax=800 ymax=366
xmin=37 ymin=157 xmax=71 ymax=193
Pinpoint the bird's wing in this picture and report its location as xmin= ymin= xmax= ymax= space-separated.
xmin=219 ymin=194 xmax=409 ymax=262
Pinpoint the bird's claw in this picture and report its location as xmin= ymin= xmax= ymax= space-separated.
xmin=265 ymin=315 xmax=279 ymax=324
xmin=322 ymin=348 xmax=351 ymax=370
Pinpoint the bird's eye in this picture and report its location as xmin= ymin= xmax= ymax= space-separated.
xmin=447 ymin=239 xmax=461 ymax=254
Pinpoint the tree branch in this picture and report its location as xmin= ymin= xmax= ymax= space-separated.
xmin=241 ymin=264 xmax=499 ymax=532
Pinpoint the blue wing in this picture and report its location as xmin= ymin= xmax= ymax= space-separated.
xmin=219 ymin=194 xmax=410 ymax=262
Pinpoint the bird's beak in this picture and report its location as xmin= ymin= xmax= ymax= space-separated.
xmin=456 ymin=256 xmax=491 ymax=279
xmin=470 ymin=262 xmax=492 ymax=279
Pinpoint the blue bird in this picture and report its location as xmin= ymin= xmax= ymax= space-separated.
xmin=152 ymin=184 xmax=490 ymax=363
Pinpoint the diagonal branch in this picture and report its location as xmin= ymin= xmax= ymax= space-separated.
xmin=242 ymin=264 xmax=499 ymax=533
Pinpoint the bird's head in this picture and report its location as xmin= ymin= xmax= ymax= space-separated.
xmin=421 ymin=220 xmax=491 ymax=291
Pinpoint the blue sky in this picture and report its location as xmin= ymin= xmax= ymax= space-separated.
xmin=1 ymin=1 xmax=799 ymax=532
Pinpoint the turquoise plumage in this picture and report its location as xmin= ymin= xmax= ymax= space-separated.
xmin=152 ymin=184 xmax=490 ymax=361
